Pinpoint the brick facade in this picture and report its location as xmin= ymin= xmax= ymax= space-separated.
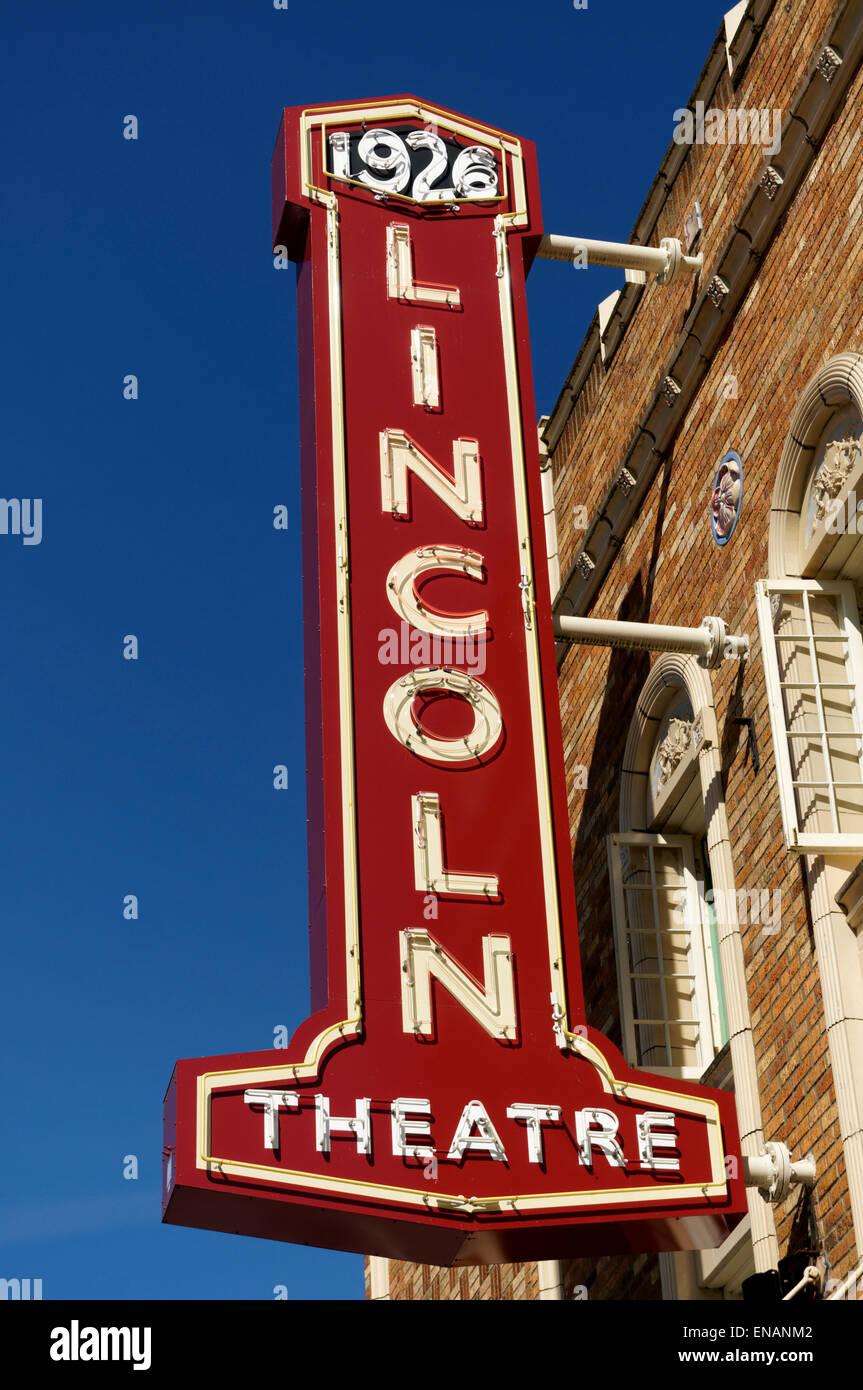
xmin=367 ymin=1260 xmax=541 ymax=1301
xmin=371 ymin=0 xmax=863 ymax=1300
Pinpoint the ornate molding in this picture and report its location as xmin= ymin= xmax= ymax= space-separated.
xmin=656 ymin=718 xmax=694 ymax=789
xmin=661 ymin=375 xmax=681 ymax=407
xmin=758 ymin=165 xmax=784 ymax=200
xmin=706 ymin=275 xmax=730 ymax=308
xmin=816 ymin=46 xmax=843 ymax=82
xmin=615 ymin=467 xmax=636 ymax=497
xmin=768 ymin=353 xmax=863 ymax=579
xmin=618 ymin=657 xmax=719 ymax=832
xmin=811 ymin=437 xmax=863 ymax=520
xmin=575 ymin=551 xmax=595 ymax=580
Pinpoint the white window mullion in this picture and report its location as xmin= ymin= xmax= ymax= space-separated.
xmin=688 ymin=875 xmax=717 ymax=1067
xmin=697 ymin=876 xmax=726 ymax=1051
xmin=647 ymin=842 xmax=672 ymax=1065
xmin=802 ymin=588 xmax=840 ymax=835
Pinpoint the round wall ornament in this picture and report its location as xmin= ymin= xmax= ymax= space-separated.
xmin=710 ymin=450 xmax=743 ymax=545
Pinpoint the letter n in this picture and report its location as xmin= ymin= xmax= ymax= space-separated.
xmin=400 ymin=929 xmax=516 ymax=1041
xmin=380 ymin=429 xmax=483 ymax=523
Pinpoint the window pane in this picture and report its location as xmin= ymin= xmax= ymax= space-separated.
xmin=619 ymin=841 xmax=701 ymax=1072
xmin=772 ymin=587 xmax=863 ymax=838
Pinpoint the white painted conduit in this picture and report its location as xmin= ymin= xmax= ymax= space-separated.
xmin=553 ymin=613 xmax=749 ymax=669
xmin=536 ymin=234 xmax=702 ymax=286
xmin=537 ymin=431 xmax=560 ymax=599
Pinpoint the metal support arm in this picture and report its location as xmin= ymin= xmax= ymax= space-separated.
xmin=552 ymin=613 xmax=749 ymax=669
xmin=536 ymin=233 xmax=702 ymax=286
xmin=743 ymin=1142 xmax=817 ymax=1204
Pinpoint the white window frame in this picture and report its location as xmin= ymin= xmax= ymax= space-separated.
xmin=756 ymin=578 xmax=863 ymax=853
xmin=607 ymin=831 xmax=720 ymax=1080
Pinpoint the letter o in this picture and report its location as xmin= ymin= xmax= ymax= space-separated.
xmin=382 ymin=667 xmax=502 ymax=762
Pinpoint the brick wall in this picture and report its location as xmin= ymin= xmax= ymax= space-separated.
xmin=368 ymin=1257 xmax=541 ymax=1300
xmin=374 ymin=0 xmax=862 ymax=1299
xmin=555 ymin=0 xmax=860 ymax=1301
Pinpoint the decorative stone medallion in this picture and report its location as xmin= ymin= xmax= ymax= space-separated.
xmin=801 ymin=406 xmax=863 ymax=555
xmin=655 ymin=717 xmax=694 ymax=789
xmin=811 ymin=438 xmax=862 ymax=522
xmin=710 ymin=451 xmax=743 ymax=545
xmin=648 ymin=692 xmax=696 ymax=810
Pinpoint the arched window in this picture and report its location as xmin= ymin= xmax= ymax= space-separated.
xmin=608 ymin=654 xmax=778 ymax=1297
xmin=608 ymin=681 xmax=728 ymax=1079
xmin=759 ymin=354 xmax=863 ymax=852
xmin=761 ymin=352 xmax=863 ymax=1251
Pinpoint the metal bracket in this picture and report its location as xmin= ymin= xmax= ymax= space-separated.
xmin=743 ymin=1142 xmax=816 ymax=1203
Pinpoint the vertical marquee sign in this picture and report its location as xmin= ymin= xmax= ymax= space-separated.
xmin=162 ymin=97 xmax=746 ymax=1263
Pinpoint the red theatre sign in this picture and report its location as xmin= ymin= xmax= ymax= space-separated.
xmin=162 ymin=96 xmax=746 ymax=1264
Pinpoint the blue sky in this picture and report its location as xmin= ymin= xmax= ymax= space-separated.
xmin=1 ymin=0 xmax=727 ymax=1300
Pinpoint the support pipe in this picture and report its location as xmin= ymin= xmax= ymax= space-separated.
xmin=553 ymin=613 xmax=749 ymax=669
xmin=537 ymin=234 xmax=702 ymax=285
xmin=782 ymin=1266 xmax=821 ymax=1301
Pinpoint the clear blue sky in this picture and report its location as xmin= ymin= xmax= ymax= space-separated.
xmin=1 ymin=0 xmax=727 ymax=1300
